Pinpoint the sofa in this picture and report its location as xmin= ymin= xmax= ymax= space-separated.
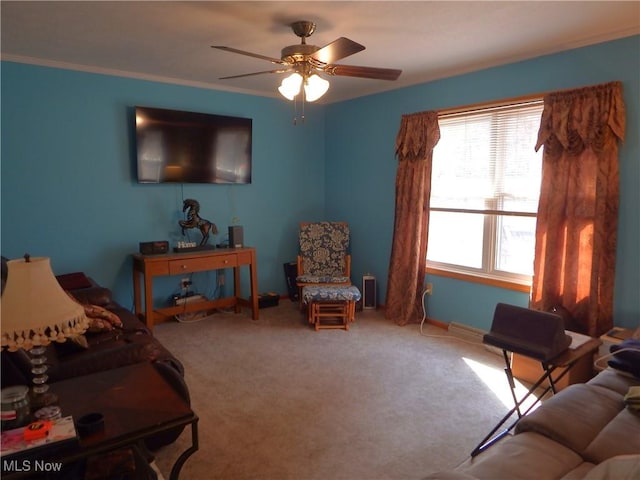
xmin=1 ymin=269 xmax=189 ymax=450
xmin=425 ymin=342 xmax=640 ymax=479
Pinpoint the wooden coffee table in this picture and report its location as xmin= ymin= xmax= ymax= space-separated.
xmin=1 ymin=362 xmax=198 ymax=479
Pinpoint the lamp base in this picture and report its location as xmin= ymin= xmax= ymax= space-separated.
xmin=30 ymin=390 xmax=59 ymax=410
xmin=29 ymin=346 xmax=58 ymax=409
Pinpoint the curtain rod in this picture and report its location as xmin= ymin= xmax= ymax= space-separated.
xmin=438 ymin=93 xmax=544 ymax=117
xmin=437 ymin=80 xmax=621 ymax=117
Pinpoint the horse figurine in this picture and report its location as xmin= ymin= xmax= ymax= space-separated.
xmin=178 ymin=199 xmax=218 ymax=246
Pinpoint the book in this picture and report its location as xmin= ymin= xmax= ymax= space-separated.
xmin=603 ymin=327 xmax=634 ymax=342
xmin=566 ymin=330 xmax=592 ymax=350
xmin=0 ymin=416 xmax=77 ymax=458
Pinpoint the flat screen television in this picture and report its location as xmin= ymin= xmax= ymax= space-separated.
xmin=134 ymin=106 xmax=252 ymax=184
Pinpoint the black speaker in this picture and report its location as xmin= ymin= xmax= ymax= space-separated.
xmin=363 ymin=275 xmax=376 ymax=309
xmin=283 ymin=261 xmax=299 ymax=301
xmin=139 ymin=241 xmax=169 ymax=255
xmin=228 ymin=226 xmax=244 ymax=248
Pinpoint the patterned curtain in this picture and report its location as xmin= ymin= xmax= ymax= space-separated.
xmin=385 ymin=111 xmax=440 ymax=326
xmin=530 ymin=81 xmax=625 ymax=337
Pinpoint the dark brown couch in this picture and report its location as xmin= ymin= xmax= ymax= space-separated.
xmin=1 ymin=271 xmax=189 ymax=450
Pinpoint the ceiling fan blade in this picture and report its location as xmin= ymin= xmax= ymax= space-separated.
xmin=219 ymin=68 xmax=294 ymax=80
xmin=324 ymin=64 xmax=402 ymax=81
xmin=212 ymin=46 xmax=286 ymax=65
xmin=310 ymin=37 xmax=365 ymax=64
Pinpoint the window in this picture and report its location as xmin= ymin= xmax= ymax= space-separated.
xmin=427 ymin=99 xmax=544 ymax=286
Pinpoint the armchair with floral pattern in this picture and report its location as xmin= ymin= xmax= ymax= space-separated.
xmin=296 ymin=222 xmax=352 ymax=304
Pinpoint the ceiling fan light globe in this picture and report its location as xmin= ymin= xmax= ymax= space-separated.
xmin=278 ymin=73 xmax=303 ymax=100
xmin=277 ymin=85 xmax=297 ymax=101
xmin=304 ymin=74 xmax=330 ymax=102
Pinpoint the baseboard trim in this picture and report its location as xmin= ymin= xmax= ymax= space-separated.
xmin=447 ymin=322 xmax=500 ymax=355
xmin=426 ymin=318 xmax=448 ymax=330
xmin=448 ymin=322 xmax=484 ymax=342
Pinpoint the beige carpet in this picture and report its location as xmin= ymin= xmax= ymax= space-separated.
xmin=152 ymin=302 xmax=508 ymax=480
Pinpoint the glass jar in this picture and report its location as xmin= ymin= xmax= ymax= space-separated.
xmin=1 ymin=385 xmax=31 ymax=431
xmin=34 ymin=405 xmax=62 ymax=421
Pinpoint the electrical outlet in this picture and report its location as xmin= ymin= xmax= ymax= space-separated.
xmin=217 ymin=270 xmax=225 ymax=286
xmin=180 ymin=278 xmax=191 ymax=290
xmin=425 ymin=282 xmax=433 ymax=295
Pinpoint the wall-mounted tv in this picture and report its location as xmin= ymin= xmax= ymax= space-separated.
xmin=134 ymin=106 xmax=252 ymax=184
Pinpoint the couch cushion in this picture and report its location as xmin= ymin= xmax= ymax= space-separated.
xmin=583 ymin=454 xmax=640 ymax=480
xmin=423 ymin=472 xmax=479 ymax=480
xmin=108 ymin=306 xmax=150 ymax=334
xmin=47 ymin=334 xmax=174 ymax=381
xmin=56 ymin=271 xmax=93 ymax=290
xmin=588 ymin=368 xmax=640 ymax=396
xmin=53 ymin=334 xmax=89 ymax=354
xmin=514 ymin=383 xmax=623 ymax=455
xmin=68 ymin=286 xmax=113 ymax=307
xmin=582 ymin=408 xmax=640 ymax=463
xmin=456 ymin=432 xmax=583 ymax=480
xmin=559 ymin=462 xmax=596 ymax=480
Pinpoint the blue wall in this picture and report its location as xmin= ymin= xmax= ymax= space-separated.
xmin=1 ymin=64 xmax=326 ymax=309
xmin=2 ymin=35 xmax=638 ymax=331
xmin=325 ymin=35 xmax=639 ymax=331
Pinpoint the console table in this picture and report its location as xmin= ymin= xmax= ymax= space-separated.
xmin=132 ymin=247 xmax=259 ymax=329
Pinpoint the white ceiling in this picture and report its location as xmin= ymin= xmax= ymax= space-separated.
xmin=2 ymin=1 xmax=639 ymax=104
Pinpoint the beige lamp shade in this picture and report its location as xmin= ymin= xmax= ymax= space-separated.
xmin=1 ymin=256 xmax=88 ymax=352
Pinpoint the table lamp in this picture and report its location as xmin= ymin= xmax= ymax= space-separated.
xmin=1 ymin=255 xmax=89 ymax=407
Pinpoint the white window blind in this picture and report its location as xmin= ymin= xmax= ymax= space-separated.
xmin=427 ymin=100 xmax=544 ymax=282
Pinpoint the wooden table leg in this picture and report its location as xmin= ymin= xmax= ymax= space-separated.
xmin=144 ymin=266 xmax=154 ymax=330
xmin=133 ymin=267 xmax=142 ymax=319
xmin=249 ymin=255 xmax=259 ymax=320
xmin=233 ymin=266 xmax=241 ymax=314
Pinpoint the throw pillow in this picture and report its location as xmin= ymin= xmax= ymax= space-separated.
xmin=66 ymin=292 xmax=123 ymax=333
xmin=624 ymin=386 xmax=640 ymax=413
xmin=609 ymin=339 xmax=640 ymax=378
xmin=83 ymin=304 xmax=123 ymax=333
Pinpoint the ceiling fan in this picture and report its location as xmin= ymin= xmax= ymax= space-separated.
xmin=212 ymin=20 xmax=402 ymax=102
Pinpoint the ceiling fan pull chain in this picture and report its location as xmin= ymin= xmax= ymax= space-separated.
xmin=292 ymin=95 xmax=298 ymax=125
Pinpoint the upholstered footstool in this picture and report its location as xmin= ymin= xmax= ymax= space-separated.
xmin=302 ymin=285 xmax=362 ymax=331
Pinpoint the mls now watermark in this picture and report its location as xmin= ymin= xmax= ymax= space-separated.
xmin=3 ymin=459 xmax=63 ymax=473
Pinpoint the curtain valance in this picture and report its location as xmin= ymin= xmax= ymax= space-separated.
xmin=395 ymin=111 xmax=440 ymax=162
xmin=535 ymin=81 xmax=625 ymax=156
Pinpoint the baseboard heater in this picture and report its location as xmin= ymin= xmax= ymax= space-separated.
xmin=447 ymin=322 xmax=501 ymax=356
